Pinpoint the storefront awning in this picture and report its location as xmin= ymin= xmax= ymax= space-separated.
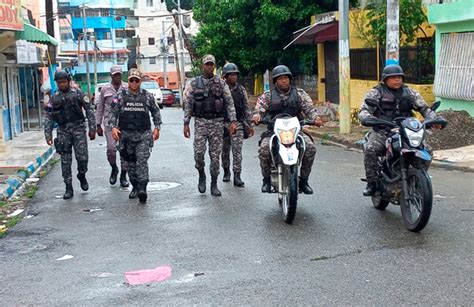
xmin=16 ymin=23 xmax=58 ymax=46
xmin=284 ymin=20 xmax=338 ymax=49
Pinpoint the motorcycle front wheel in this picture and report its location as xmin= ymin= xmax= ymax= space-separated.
xmin=281 ymin=165 xmax=298 ymax=224
xmin=400 ymin=167 xmax=433 ymax=232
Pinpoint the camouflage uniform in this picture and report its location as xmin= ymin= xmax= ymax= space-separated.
xmin=255 ymin=86 xmax=318 ymax=178
xmin=96 ymin=81 xmax=128 ymax=169
xmin=184 ymin=75 xmax=237 ymax=177
xmin=109 ymin=88 xmax=162 ymax=185
xmin=359 ymin=83 xmax=436 ymax=182
xmin=222 ymin=84 xmax=252 ymax=174
xmin=44 ymin=88 xmax=96 ymax=185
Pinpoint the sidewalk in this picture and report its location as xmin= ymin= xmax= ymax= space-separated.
xmin=304 ymin=124 xmax=474 ymax=173
xmin=0 ymin=131 xmax=55 ymax=200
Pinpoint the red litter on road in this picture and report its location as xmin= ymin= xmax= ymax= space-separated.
xmin=124 ymin=265 xmax=172 ymax=285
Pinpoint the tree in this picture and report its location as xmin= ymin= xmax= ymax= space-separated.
xmin=192 ymin=0 xmax=357 ymax=75
xmin=363 ymin=0 xmax=430 ymax=46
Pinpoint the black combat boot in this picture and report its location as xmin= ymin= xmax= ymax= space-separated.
xmin=210 ymin=176 xmax=222 ymax=196
xmin=198 ymin=169 xmax=206 ymax=193
xmin=129 ymin=180 xmax=138 ymax=199
xmin=261 ymin=177 xmax=272 ymax=193
xmin=119 ymin=170 xmax=129 ymax=187
xmin=77 ymin=173 xmax=89 ymax=191
xmin=299 ymin=177 xmax=313 ymax=195
xmin=63 ymin=183 xmax=74 ymax=199
xmin=233 ymin=172 xmax=245 ymax=187
xmin=363 ymin=181 xmax=377 ymax=196
xmin=137 ymin=181 xmax=148 ymax=203
xmin=109 ymin=164 xmax=119 ymax=185
xmin=222 ymin=168 xmax=231 ymax=182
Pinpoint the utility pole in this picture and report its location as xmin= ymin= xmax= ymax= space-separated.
xmin=177 ymin=0 xmax=186 ymax=98
xmin=162 ymin=20 xmax=168 ymax=88
xmin=81 ymin=5 xmax=92 ymax=99
xmin=110 ymin=7 xmax=117 ymax=65
xmin=339 ymin=0 xmax=351 ymax=134
xmin=385 ymin=0 xmax=400 ymax=65
xmin=93 ymin=38 xmax=98 ymax=88
xmin=171 ymin=28 xmax=182 ymax=106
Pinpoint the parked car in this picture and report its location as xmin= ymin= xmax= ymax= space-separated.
xmin=141 ymin=80 xmax=163 ymax=108
xmin=161 ymin=88 xmax=176 ymax=106
xmin=172 ymin=89 xmax=181 ymax=104
xmin=93 ymin=82 xmax=108 ymax=104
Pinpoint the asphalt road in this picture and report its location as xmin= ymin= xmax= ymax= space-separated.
xmin=1 ymin=108 xmax=473 ymax=305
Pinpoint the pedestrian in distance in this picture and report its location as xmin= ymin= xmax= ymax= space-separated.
xmin=109 ymin=68 xmax=162 ymax=203
xmin=221 ymin=62 xmax=254 ymax=187
xmin=183 ymin=54 xmax=238 ymax=196
xmin=44 ymin=70 xmax=96 ymax=199
xmin=96 ymin=65 xmax=130 ymax=188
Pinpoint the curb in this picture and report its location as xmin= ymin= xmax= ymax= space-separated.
xmin=304 ymin=128 xmax=474 ymax=173
xmin=0 ymin=147 xmax=55 ymax=200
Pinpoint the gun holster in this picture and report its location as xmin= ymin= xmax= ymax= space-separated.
xmin=54 ymin=138 xmax=72 ymax=154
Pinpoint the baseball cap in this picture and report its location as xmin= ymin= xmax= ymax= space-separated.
xmin=110 ymin=65 xmax=123 ymax=75
xmin=128 ymin=68 xmax=142 ymax=80
xmin=202 ymin=54 xmax=216 ymax=64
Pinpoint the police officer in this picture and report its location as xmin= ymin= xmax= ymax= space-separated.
xmin=96 ymin=65 xmax=129 ymax=187
xmin=44 ymin=70 xmax=96 ymax=199
xmin=359 ymin=64 xmax=438 ymax=196
xmin=252 ymin=65 xmax=322 ymax=194
xmin=221 ymin=63 xmax=254 ymax=187
xmin=109 ymin=68 xmax=162 ymax=203
xmin=183 ymin=54 xmax=238 ymax=196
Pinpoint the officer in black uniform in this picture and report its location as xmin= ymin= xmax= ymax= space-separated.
xmin=44 ymin=70 xmax=96 ymax=199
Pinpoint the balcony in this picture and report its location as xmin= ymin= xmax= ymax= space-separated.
xmin=71 ymin=16 xmax=126 ymax=30
xmin=60 ymin=39 xmax=128 ymax=53
xmin=74 ymin=61 xmax=128 ymax=75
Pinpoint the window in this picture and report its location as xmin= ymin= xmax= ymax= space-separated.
xmin=149 ymin=57 xmax=156 ymax=64
xmin=148 ymin=37 xmax=155 ymax=45
xmin=146 ymin=0 xmax=153 ymax=7
xmin=168 ymin=56 xmax=175 ymax=64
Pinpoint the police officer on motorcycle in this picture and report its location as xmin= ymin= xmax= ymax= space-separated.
xmin=252 ymin=65 xmax=322 ymax=194
xmin=44 ymin=70 xmax=96 ymax=199
xmin=359 ymin=64 xmax=438 ymax=196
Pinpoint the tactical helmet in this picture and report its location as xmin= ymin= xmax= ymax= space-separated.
xmin=272 ymin=65 xmax=293 ymax=83
xmin=222 ymin=63 xmax=240 ymax=77
xmin=381 ymin=64 xmax=405 ymax=82
xmin=54 ymin=69 xmax=71 ymax=81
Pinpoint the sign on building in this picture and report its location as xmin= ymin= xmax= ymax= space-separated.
xmin=16 ymin=40 xmax=39 ymax=64
xmin=0 ymin=0 xmax=23 ymax=31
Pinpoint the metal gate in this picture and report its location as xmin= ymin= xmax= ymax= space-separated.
xmin=324 ymin=41 xmax=339 ymax=104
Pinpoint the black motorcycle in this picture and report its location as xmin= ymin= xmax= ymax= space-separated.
xmin=361 ymin=99 xmax=447 ymax=232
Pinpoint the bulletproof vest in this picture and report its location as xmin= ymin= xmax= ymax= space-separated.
xmin=192 ymin=76 xmax=224 ymax=118
xmin=51 ymin=89 xmax=85 ymax=126
xmin=227 ymin=84 xmax=246 ymax=122
xmin=375 ymin=84 xmax=413 ymax=121
xmin=118 ymin=89 xmax=151 ymax=131
xmin=269 ymin=86 xmax=300 ymax=118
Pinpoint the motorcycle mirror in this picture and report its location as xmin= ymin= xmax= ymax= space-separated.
xmin=431 ymin=101 xmax=441 ymax=111
xmin=364 ymin=98 xmax=380 ymax=107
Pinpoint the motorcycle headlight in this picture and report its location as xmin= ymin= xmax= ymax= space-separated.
xmin=405 ymin=128 xmax=424 ymax=147
xmin=278 ymin=128 xmax=297 ymax=145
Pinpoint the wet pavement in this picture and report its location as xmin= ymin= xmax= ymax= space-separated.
xmin=1 ymin=108 xmax=473 ymax=305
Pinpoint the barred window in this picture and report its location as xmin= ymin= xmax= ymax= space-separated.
xmin=434 ymin=32 xmax=474 ymax=101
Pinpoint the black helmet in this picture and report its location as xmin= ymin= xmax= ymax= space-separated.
xmin=54 ymin=69 xmax=71 ymax=81
xmin=381 ymin=64 xmax=404 ymax=82
xmin=222 ymin=63 xmax=240 ymax=77
xmin=272 ymin=65 xmax=292 ymax=83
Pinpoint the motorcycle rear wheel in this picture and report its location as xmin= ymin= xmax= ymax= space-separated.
xmin=400 ymin=168 xmax=433 ymax=232
xmin=281 ymin=165 xmax=298 ymax=224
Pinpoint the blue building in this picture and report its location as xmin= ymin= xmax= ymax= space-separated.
xmin=57 ymin=0 xmax=136 ymax=93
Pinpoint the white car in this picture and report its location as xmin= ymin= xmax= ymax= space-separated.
xmin=141 ymin=80 xmax=163 ymax=108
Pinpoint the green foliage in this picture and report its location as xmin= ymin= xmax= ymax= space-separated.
xmin=364 ymin=0 xmax=428 ymax=46
xmin=192 ymin=0 xmax=358 ymax=75
xmin=25 ymin=185 xmax=38 ymax=199
xmin=165 ymin=0 xmax=194 ymax=11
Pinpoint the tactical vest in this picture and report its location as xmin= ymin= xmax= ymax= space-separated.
xmin=269 ymin=86 xmax=301 ymax=118
xmin=192 ymin=76 xmax=224 ymax=118
xmin=374 ymin=84 xmax=413 ymax=121
xmin=118 ymin=89 xmax=151 ymax=131
xmin=51 ymin=89 xmax=85 ymax=126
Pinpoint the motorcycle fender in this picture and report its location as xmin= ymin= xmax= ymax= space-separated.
xmin=402 ymin=148 xmax=431 ymax=161
xmin=278 ymin=144 xmax=299 ymax=165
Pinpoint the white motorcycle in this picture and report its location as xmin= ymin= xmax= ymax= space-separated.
xmin=262 ymin=114 xmax=316 ymax=223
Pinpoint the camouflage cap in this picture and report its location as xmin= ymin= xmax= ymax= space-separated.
xmin=128 ymin=68 xmax=142 ymax=80
xmin=110 ymin=65 xmax=123 ymax=75
xmin=202 ymin=54 xmax=216 ymax=64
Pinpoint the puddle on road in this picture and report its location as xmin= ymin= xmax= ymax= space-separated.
xmin=120 ymin=182 xmax=181 ymax=192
